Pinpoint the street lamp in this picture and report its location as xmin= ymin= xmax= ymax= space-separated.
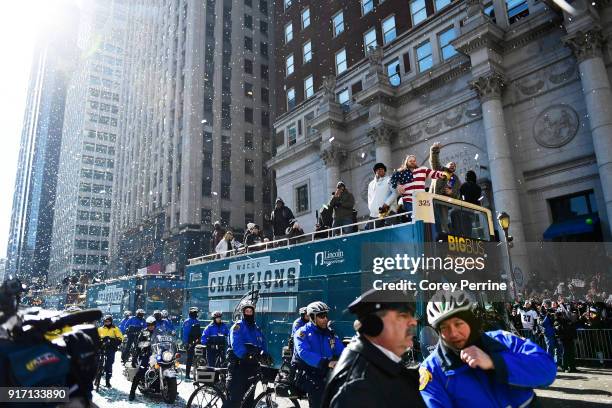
xmin=497 ymin=212 xmax=517 ymax=299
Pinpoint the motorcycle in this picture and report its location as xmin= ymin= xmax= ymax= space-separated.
xmin=123 ymin=331 xmax=180 ymax=403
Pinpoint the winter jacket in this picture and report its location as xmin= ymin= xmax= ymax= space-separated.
xmin=291 ymin=317 xmax=309 ymax=337
xmin=367 ymin=175 xmax=397 ymax=218
xmin=118 ymin=317 xmax=130 ymax=334
xmin=215 ymin=238 xmax=241 ymax=258
xmin=182 ymin=317 xmax=202 ymax=345
xmin=293 ymin=322 xmax=344 ymax=369
xmin=124 ymin=316 xmax=146 ymax=335
xmin=323 ymin=335 xmax=426 ymax=408
xmin=420 ymin=330 xmax=556 ymax=408
xmin=271 ymin=206 xmax=295 ymax=236
xmin=429 ymin=148 xmax=461 ymax=198
xmin=329 ymin=190 xmax=355 ymax=220
xmin=98 ymin=325 xmax=123 ymax=350
xmin=460 ymin=181 xmax=482 ymax=205
xmin=229 ymin=319 xmax=267 ymax=360
xmin=210 ymin=227 xmax=226 ymax=251
xmin=201 ymin=322 xmax=230 ymax=345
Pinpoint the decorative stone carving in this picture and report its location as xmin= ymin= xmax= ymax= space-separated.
xmin=321 ymin=76 xmax=337 ymax=102
xmin=366 ymin=46 xmax=384 ymax=74
xmin=367 ymin=126 xmax=395 ymax=146
xmin=320 ymin=146 xmax=347 ymax=166
xmin=549 ymin=60 xmax=577 ymax=84
xmin=465 ymin=0 xmax=483 ymax=17
xmin=564 ymin=30 xmax=604 ymax=63
xmin=470 ymin=72 xmax=505 ymax=102
xmin=533 ymin=104 xmax=579 ymax=148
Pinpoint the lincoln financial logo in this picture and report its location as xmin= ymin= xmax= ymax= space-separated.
xmin=208 ymin=256 xmax=299 ymax=298
xmin=315 ymin=250 xmax=345 ymax=267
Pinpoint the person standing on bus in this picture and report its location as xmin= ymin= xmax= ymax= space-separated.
xmin=201 ymin=311 xmax=230 ymax=367
xmin=430 ymin=151 xmax=461 ymax=199
xmin=322 ymin=289 xmax=424 ymax=408
xmin=419 ymin=290 xmax=556 ymax=408
xmin=119 ymin=310 xmax=131 ymax=334
xmin=367 ymin=162 xmax=397 ymax=229
xmin=270 ymin=198 xmax=295 ymax=241
xmin=293 ymin=301 xmax=344 ymax=408
xmin=460 ymin=170 xmax=482 ymax=205
xmin=182 ymin=306 xmax=202 ymax=380
xmin=98 ymin=315 xmax=123 ymax=388
xmin=121 ymin=309 xmax=146 ymax=364
xmin=224 ymin=302 xmax=268 ymax=408
xmin=389 ymin=142 xmax=445 ymax=221
xmin=329 ymin=182 xmax=355 ymax=235
xmin=210 ymin=221 xmax=226 ymax=254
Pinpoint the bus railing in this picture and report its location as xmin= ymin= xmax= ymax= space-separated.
xmin=518 ymin=328 xmax=612 ymax=362
xmin=188 ymin=211 xmax=412 ymax=265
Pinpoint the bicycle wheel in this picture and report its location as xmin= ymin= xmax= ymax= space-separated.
xmin=94 ymin=354 xmax=105 ymax=391
xmin=252 ymin=389 xmax=300 ymax=408
xmin=186 ymin=384 xmax=226 ymax=408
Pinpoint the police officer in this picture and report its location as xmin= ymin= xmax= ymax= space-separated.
xmin=182 ymin=306 xmax=202 ymax=380
xmin=97 ymin=315 xmax=123 ymax=388
xmin=119 ymin=310 xmax=131 ymax=334
xmin=121 ymin=309 xmax=146 ymax=363
xmin=293 ymin=301 xmax=344 ymax=408
xmin=323 ymin=288 xmax=425 ymax=408
xmin=201 ymin=310 xmax=230 ymax=367
xmin=129 ymin=316 xmax=156 ymax=401
xmin=224 ymin=301 xmax=268 ymax=408
xmin=420 ymin=290 xmax=557 ymax=407
xmin=291 ymin=307 xmax=310 ymax=337
xmin=161 ymin=309 xmax=175 ymax=334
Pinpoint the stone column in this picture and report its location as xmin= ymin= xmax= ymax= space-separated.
xmin=320 ymin=147 xmax=346 ymax=195
xmin=564 ymin=29 xmax=612 ymax=237
xmin=471 ymin=73 xmax=531 ymax=288
xmin=368 ymin=126 xmax=394 ymax=167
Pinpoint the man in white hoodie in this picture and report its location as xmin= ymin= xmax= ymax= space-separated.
xmin=366 ymin=162 xmax=397 ymax=229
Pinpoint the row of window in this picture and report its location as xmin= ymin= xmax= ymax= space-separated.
xmin=75 ymin=239 xmax=109 ymax=251
xmin=88 ymin=113 xmax=118 ymax=126
xmin=83 ymin=142 xmax=116 ymax=156
xmin=89 ymin=76 xmax=121 ymax=89
xmin=76 ymin=224 xmax=110 ymax=237
xmin=80 ymin=169 xmax=113 ymax=182
xmin=244 ymin=59 xmax=269 ymax=80
xmin=82 ymin=155 xmax=114 ymax=169
xmin=244 ymin=0 xmax=268 ymax=15
xmin=243 ymin=13 xmax=268 ymax=36
xmin=286 ymin=74 xmax=315 ymax=110
xmin=88 ymin=100 xmax=119 ymax=114
xmin=88 ymin=88 xmax=120 ymax=101
xmin=201 ymin=179 xmax=257 ymax=202
xmin=244 ymin=36 xmax=269 ymax=57
xmin=244 ymin=107 xmax=270 ymax=127
xmin=283 ymin=7 xmax=311 ymax=44
xmin=91 ymin=63 xmax=122 ymax=78
xmin=86 ymin=130 xmax=117 ymax=142
xmin=285 ymin=41 xmax=312 ymax=77
xmin=77 ymin=210 xmax=111 ymax=222
xmin=78 ymin=196 xmax=112 ymax=209
xmin=72 ymin=254 xmax=109 ymax=266
xmin=79 ymin=182 xmax=112 ymax=194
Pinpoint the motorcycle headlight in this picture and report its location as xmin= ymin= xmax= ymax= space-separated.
xmin=162 ymin=351 xmax=174 ymax=362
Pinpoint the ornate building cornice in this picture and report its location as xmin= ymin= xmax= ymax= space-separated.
xmin=563 ymin=29 xmax=605 ymax=63
xmin=320 ymin=146 xmax=347 ymax=167
xmin=367 ymin=126 xmax=396 ymax=146
xmin=470 ymin=72 xmax=506 ymax=102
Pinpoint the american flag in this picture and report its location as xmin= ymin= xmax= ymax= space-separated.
xmin=390 ymin=167 xmax=444 ymax=203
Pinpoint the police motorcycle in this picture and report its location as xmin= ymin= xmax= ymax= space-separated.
xmin=0 ymin=277 xmax=102 ymax=408
xmin=124 ymin=329 xmax=180 ymax=403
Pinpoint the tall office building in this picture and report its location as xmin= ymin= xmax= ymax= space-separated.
xmin=269 ymin=0 xmax=612 ymax=288
xmin=110 ymin=0 xmax=274 ymax=277
xmin=48 ymin=0 xmax=127 ymax=285
xmin=6 ymin=7 xmax=79 ymax=284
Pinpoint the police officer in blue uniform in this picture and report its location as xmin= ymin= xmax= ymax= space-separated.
xmin=182 ymin=306 xmax=202 ymax=380
xmin=160 ymin=310 xmax=175 ymax=334
xmin=223 ymin=301 xmax=268 ymax=408
xmin=121 ymin=308 xmax=146 ymax=363
xmin=420 ymin=290 xmax=557 ymax=408
xmin=293 ymin=301 xmax=344 ymax=408
xmin=118 ymin=310 xmax=131 ymax=334
xmin=201 ymin=310 xmax=230 ymax=367
xmin=291 ymin=307 xmax=310 ymax=337
xmin=128 ymin=316 xmax=156 ymax=401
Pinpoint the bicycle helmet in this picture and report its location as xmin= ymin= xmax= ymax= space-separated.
xmin=145 ymin=316 xmax=156 ymax=324
xmin=241 ymin=301 xmax=256 ymax=313
xmin=212 ymin=310 xmax=222 ymax=319
xmin=299 ymin=307 xmax=307 ymax=315
xmin=189 ymin=306 xmax=199 ymax=313
xmin=307 ymin=301 xmax=330 ymax=318
xmin=103 ymin=314 xmax=113 ymax=322
xmin=427 ymin=290 xmax=476 ymax=329
xmin=161 ymin=309 xmax=169 ymax=318
xmin=136 ymin=308 xmax=145 ymax=316
xmin=123 ymin=311 xmax=131 ymax=318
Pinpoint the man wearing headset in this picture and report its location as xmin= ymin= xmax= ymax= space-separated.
xmin=322 ymin=288 xmax=425 ymax=408
xmin=293 ymin=301 xmax=344 ymax=408
xmin=420 ymin=290 xmax=557 ymax=407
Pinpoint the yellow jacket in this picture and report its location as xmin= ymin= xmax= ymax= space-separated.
xmin=98 ymin=325 xmax=123 ymax=340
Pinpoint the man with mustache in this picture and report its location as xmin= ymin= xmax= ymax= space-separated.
xmin=322 ymin=288 xmax=425 ymax=407
xmin=419 ymin=290 xmax=557 ymax=407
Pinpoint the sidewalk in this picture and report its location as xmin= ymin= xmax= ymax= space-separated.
xmin=537 ymin=367 xmax=612 ymax=407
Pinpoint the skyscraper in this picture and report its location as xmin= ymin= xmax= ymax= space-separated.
xmin=110 ymin=0 xmax=274 ymax=278
xmin=48 ymin=0 xmax=127 ymax=285
xmin=6 ymin=6 xmax=79 ymax=284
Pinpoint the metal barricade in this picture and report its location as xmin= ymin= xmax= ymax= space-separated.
xmin=518 ymin=328 xmax=611 ymax=362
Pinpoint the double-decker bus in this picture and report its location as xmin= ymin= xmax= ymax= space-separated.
xmin=183 ymin=192 xmax=502 ymax=364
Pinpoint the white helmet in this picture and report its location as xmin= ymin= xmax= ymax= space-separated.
xmin=307 ymin=301 xmax=330 ymax=318
xmin=427 ymin=290 xmax=476 ymax=329
xmin=161 ymin=310 xmax=169 ymax=318
xmin=145 ymin=316 xmax=156 ymax=324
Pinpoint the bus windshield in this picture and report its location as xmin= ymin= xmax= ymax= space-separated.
xmin=433 ymin=198 xmax=492 ymax=241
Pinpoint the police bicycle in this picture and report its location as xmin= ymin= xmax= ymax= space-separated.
xmin=186 ymin=365 xmax=228 ymax=408
xmin=94 ymin=337 xmax=112 ymax=391
xmin=243 ymin=361 xmax=301 ymax=408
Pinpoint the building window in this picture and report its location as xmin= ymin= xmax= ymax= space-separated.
xmin=386 ymin=58 xmax=401 ymax=86
xmin=382 ymin=15 xmax=397 ymax=44
xmin=284 ymin=0 xmax=292 ymax=10
xmin=285 ymin=22 xmax=293 ymax=43
xmin=261 ymin=64 xmax=269 ymax=80
xmin=260 ymin=20 xmax=268 ymax=35
xmin=304 ymin=75 xmax=314 ymax=99
xmin=260 ymin=42 xmax=268 ymax=57
xmin=295 ymin=183 xmax=309 ymax=213
xmin=332 ymin=11 xmax=344 ymax=37
xmin=286 ymin=54 xmax=294 ymax=76
xmin=221 ymin=211 xmax=231 ymax=226
xmin=245 ymin=185 xmax=255 ymax=202
xmin=287 ymin=123 xmax=297 ymax=146
xmin=303 ymin=41 xmax=312 ymax=63
xmin=335 ymin=49 xmax=347 ymax=75
xmin=361 ymin=0 xmax=374 ymax=15
xmin=244 ymin=58 xmax=253 ymax=74
xmin=201 ymin=209 xmax=212 ymax=224
xmin=261 ymin=111 xmax=270 ymax=127
xmin=244 ymin=36 xmax=253 ymax=51
xmin=259 ymin=0 xmax=268 ymax=14
xmin=287 ymin=88 xmax=296 ymax=110
xmin=416 ymin=40 xmax=433 ymax=72
xmin=245 ymin=158 xmax=254 ymax=175
xmin=245 ymin=132 xmax=254 ymax=149
xmin=337 ymin=88 xmax=350 ymax=106
xmin=244 ymin=14 xmax=253 ymax=29
xmin=363 ymin=27 xmax=377 ymax=52
xmin=221 ymin=182 xmax=231 ymax=199
xmin=506 ymin=0 xmax=529 ymax=24
xmin=435 ymin=0 xmax=452 ymax=11
xmin=245 ymin=107 xmax=254 ymax=123
xmin=245 ymin=0 xmax=252 ymax=6
xmin=410 ymin=0 xmax=427 ymax=25
xmin=439 ymin=27 xmax=457 ymax=60
xmin=550 ymin=191 xmax=598 ymax=222
xmin=245 ymin=82 xmax=254 ymax=98
xmin=261 ymin=87 xmax=269 ymax=103
xmin=302 ymin=8 xmax=310 ymax=28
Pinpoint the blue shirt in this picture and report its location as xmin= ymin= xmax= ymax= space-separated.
xmin=124 ymin=316 xmax=146 ymax=334
xmin=229 ymin=319 xmax=267 ymax=359
xmin=420 ymin=330 xmax=556 ymax=408
xmin=181 ymin=318 xmax=202 ymax=344
xmin=155 ymin=319 xmax=175 ymax=333
xmin=291 ymin=317 xmax=308 ymax=337
xmin=293 ymin=322 xmax=345 ymax=369
xmin=118 ymin=317 xmax=130 ymax=334
xmin=202 ymin=321 xmax=230 ymax=345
